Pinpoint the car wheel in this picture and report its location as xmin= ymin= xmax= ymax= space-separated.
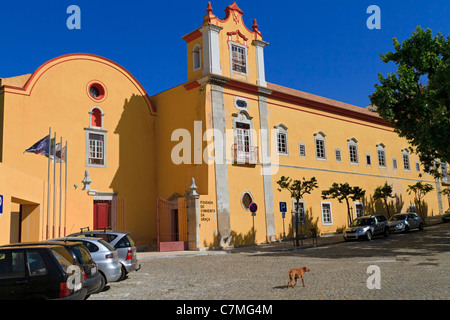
xmin=366 ymin=231 xmax=372 ymax=241
xmin=96 ymin=273 xmax=106 ymax=293
xmin=418 ymin=223 xmax=424 ymax=231
xmin=404 ymin=225 xmax=410 ymax=233
xmin=384 ymin=227 xmax=390 ymax=237
xmin=118 ymin=265 xmax=127 ymax=281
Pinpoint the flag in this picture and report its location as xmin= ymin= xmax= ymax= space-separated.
xmin=24 ymin=135 xmax=51 ymax=156
xmin=55 ymin=144 xmax=66 ymax=163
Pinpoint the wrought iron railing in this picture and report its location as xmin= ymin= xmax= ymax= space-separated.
xmin=232 ymin=144 xmax=259 ymax=164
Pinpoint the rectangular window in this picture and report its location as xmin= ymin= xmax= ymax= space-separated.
xmin=321 ymin=202 xmax=333 ymax=225
xmin=366 ymin=154 xmax=372 ymax=166
xmin=277 ymin=132 xmax=287 ymax=154
xmin=355 ymin=203 xmax=364 ymax=218
xmin=378 ymin=150 xmax=386 ymax=167
xmin=89 ymin=133 xmax=104 ymax=165
xmin=415 ymin=161 xmax=421 ymax=173
xmin=349 ymin=145 xmax=358 ymax=163
xmin=403 ymin=154 xmax=410 ymax=171
xmin=231 ymin=45 xmax=246 ymax=74
xmin=299 ymin=144 xmax=306 ymax=157
xmin=393 ymin=158 xmax=398 ymax=169
xmin=292 ymin=200 xmax=305 ymax=224
xmin=315 ymin=139 xmax=326 ymax=160
xmin=442 ymin=163 xmax=448 ymax=182
xmin=27 ymin=251 xmax=48 ymax=276
xmin=0 ymin=251 xmax=25 ymax=279
xmin=335 ymin=149 xmax=341 ymax=162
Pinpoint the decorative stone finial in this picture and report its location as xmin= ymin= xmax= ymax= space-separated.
xmin=252 ymin=19 xmax=259 ymax=32
xmin=206 ymin=1 xmax=213 ymax=14
xmin=189 ymin=177 xmax=199 ymax=196
xmin=203 ymin=1 xmax=216 ymax=25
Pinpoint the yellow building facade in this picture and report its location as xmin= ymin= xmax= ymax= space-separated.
xmin=0 ymin=2 xmax=448 ymax=250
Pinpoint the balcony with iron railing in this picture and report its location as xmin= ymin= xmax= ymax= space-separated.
xmin=232 ymin=144 xmax=259 ymax=164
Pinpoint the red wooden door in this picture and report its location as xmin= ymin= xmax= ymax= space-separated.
xmin=94 ymin=200 xmax=111 ymax=230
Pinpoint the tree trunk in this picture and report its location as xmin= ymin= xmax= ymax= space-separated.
xmin=345 ymin=198 xmax=351 ymax=226
xmin=384 ymin=198 xmax=390 ymax=218
xmin=295 ymin=199 xmax=300 ymax=247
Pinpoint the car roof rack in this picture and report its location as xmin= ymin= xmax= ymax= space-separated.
xmin=80 ymin=226 xmax=90 ymax=233
xmin=101 ymin=226 xmax=113 ymax=233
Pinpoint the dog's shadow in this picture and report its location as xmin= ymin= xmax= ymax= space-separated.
xmin=273 ymin=285 xmax=288 ymax=290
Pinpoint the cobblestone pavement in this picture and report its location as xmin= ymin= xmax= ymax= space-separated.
xmin=89 ymin=221 xmax=450 ymax=301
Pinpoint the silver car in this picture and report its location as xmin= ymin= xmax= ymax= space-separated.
xmin=388 ymin=213 xmax=424 ymax=233
xmin=68 ymin=229 xmax=140 ymax=280
xmin=343 ymin=214 xmax=390 ymax=241
xmin=53 ymin=237 xmax=122 ymax=286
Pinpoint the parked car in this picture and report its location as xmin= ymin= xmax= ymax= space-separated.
xmin=53 ymin=237 xmax=122 ymax=285
xmin=343 ymin=214 xmax=390 ymax=241
xmin=442 ymin=210 xmax=450 ymax=223
xmin=388 ymin=213 xmax=424 ymax=232
xmin=68 ymin=229 xmax=140 ymax=280
xmin=0 ymin=244 xmax=86 ymax=300
xmin=3 ymin=240 xmax=103 ymax=297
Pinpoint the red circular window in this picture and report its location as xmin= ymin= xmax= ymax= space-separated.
xmin=88 ymin=82 xmax=106 ymax=101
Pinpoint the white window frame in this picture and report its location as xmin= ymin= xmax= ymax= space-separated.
xmin=415 ymin=161 xmax=421 ymax=173
xmin=321 ymin=201 xmax=333 ymax=225
xmin=192 ymin=43 xmax=202 ymax=71
xmin=292 ymin=200 xmax=305 ymax=224
xmin=392 ymin=157 xmax=398 ymax=170
xmin=274 ymin=124 xmax=289 ymax=156
xmin=366 ymin=153 xmax=372 ymax=166
xmin=314 ymin=131 xmax=327 ymax=161
xmin=347 ymin=137 xmax=359 ymax=165
xmin=335 ymin=148 xmax=342 ymax=162
xmin=377 ymin=143 xmax=386 ymax=168
xmin=234 ymin=97 xmax=249 ymax=110
xmin=229 ymin=42 xmax=248 ymax=76
xmin=354 ymin=202 xmax=365 ymax=218
xmin=402 ymin=149 xmax=411 ymax=172
xmin=298 ymin=143 xmax=306 ymax=158
xmin=441 ymin=162 xmax=448 ymax=182
xmin=85 ymin=107 xmax=107 ymax=168
xmin=85 ymin=130 xmax=107 ymax=168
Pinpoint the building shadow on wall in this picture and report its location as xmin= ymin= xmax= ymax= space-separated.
xmin=110 ymin=94 xmax=156 ymax=246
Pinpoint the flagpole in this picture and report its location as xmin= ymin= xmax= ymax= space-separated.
xmin=53 ymin=132 xmax=56 ymax=238
xmin=59 ymin=136 xmax=62 ymax=237
xmin=64 ymin=141 xmax=68 ymax=236
xmin=47 ymin=127 xmax=51 ymax=240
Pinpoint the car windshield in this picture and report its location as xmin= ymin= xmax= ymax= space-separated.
xmin=98 ymin=239 xmax=115 ymax=251
xmin=350 ymin=218 xmax=373 ymax=226
xmin=72 ymin=245 xmax=92 ymax=264
xmin=51 ymin=248 xmax=74 ymax=273
xmin=389 ymin=215 xmax=407 ymax=221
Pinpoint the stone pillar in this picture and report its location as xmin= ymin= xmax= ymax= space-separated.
xmin=200 ymin=24 xmax=222 ymax=76
xmin=210 ymin=77 xmax=232 ymax=248
xmin=187 ymin=178 xmax=201 ymax=251
xmin=252 ymin=39 xmax=269 ymax=87
xmin=258 ymin=88 xmax=276 ymax=242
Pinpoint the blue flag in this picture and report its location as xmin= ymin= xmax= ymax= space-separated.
xmin=24 ymin=135 xmax=52 ymax=156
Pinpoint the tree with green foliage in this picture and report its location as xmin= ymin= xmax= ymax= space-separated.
xmin=373 ymin=182 xmax=395 ymax=218
xmin=276 ymin=176 xmax=318 ymax=247
xmin=321 ymin=183 xmax=366 ymax=227
xmin=369 ymin=27 xmax=450 ymax=177
xmin=407 ymin=181 xmax=434 ymax=220
xmin=441 ymin=188 xmax=450 ymax=207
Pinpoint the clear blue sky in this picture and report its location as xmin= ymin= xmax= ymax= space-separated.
xmin=0 ymin=0 xmax=449 ymax=108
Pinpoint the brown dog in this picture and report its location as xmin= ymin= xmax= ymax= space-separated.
xmin=287 ymin=267 xmax=310 ymax=288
